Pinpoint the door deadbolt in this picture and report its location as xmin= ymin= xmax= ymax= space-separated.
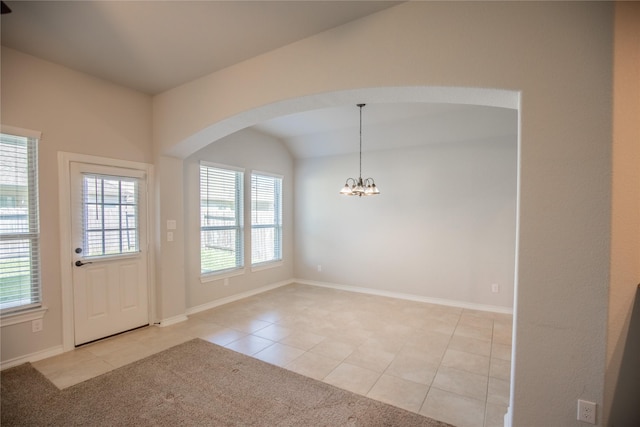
xmin=75 ymin=248 xmax=82 ymax=253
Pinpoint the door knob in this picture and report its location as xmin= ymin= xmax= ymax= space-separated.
xmin=75 ymin=260 xmax=93 ymax=267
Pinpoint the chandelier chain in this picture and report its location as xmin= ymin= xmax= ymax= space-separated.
xmin=359 ymin=104 xmax=363 ymax=178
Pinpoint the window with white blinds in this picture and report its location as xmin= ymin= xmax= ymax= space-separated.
xmin=0 ymin=131 xmax=41 ymax=314
xmin=251 ymin=173 xmax=282 ymax=266
xmin=200 ymin=163 xmax=244 ymax=275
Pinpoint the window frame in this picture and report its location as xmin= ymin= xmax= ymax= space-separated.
xmin=0 ymin=125 xmax=46 ymax=325
xmin=199 ymin=162 xmax=245 ymax=280
xmin=250 ymin=171 xmax=283 ymax=270
xmin=80 ymin=173 xmax=141 ymax=259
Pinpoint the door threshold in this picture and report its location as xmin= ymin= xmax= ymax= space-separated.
xmin=75 ymin=324 xmax=150 ymax=348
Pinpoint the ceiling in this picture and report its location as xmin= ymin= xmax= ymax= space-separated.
xmin=1 ymin=0 xmax=401 ymax=95
xmin=1 ymin=1 xmax=517 ymax=159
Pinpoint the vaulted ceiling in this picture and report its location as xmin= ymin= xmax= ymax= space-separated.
xmin=1 ymin=1 xmax=517 ymax=158
xmin=253 ymin=103 xmax=517 ymax=159
xmin=1 ymin=0 xmax=401 ymax=95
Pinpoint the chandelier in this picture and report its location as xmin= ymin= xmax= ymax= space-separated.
xmin=339 ymin=104 xmax=380 ymax=197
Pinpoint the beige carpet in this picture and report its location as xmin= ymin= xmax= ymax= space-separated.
xmin=1 ymin=339 xmax=454 ymax=426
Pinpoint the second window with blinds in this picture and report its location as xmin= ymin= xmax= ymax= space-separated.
xmin=251 ymin=172 xmax=282 ymax=268
xmin=199 ymin=163 xmax=282 ymax=280
xmin=200 ymin=163 xmax=244 ymax=277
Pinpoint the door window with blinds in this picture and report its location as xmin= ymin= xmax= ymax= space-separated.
xmin=251 ymin=172 xmax=282 ymax=266
xmin=0 ymin=130 xmax=41 ymax=314
xmin=81 ymin=174 xmax=139 ymax=257
xmin=200 ymin=163 xmax=244 ymax=275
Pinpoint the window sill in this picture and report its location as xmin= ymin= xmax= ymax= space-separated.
xmin=200 ymin=268 xmax=246 ymax=284
xmin=0 ymin=306 xmax=48 ymax=328
xmin=251 ymin=260 xmax=283 ymax=273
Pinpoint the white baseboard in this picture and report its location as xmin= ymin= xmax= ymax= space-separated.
xmin=157 ymin=314 xmax=189 ymax=327
xmin=295 ymin=279 xmax=513 ymax=314
xmin=185 ymin=279 xmax=294 ymax=316
xmin=504 ymin=406 xmax=512 ymax=427
xmin=1 ymin=278 xmax=509 ymax=371
xmin=1 ymin=345 xmax=64 ymax=371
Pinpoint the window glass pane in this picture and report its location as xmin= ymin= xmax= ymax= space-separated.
xmin=0 ymin=240 xmax=35 ymax=309
xmin=120 ymin=180 xmax=136 ymax=204
xmin=252 ymin=227 xmax=278 ymax=265
xmin=0 ymin=132 xmax=41 ymax=313
xmin=103 ymin=205 xmax=121 ymax=229
xmin=200 ymin=164 xmax=243 ymax=274
xmin=201 ymin=229 xmax=241 ymax=272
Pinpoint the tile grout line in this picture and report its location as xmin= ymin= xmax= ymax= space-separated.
xmin=416 ymin=308 xmax=464 ymax=416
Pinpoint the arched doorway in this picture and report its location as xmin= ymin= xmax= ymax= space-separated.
xmin=168 ymin=86 xmax=520 ymax=424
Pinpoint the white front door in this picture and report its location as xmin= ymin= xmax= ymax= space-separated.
xmin=70 ymin=162 xmax=149 ymax=345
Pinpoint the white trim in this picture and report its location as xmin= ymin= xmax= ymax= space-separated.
xmin=200 ymin=267 xmax=246 ymax=283
xmin=82 ymin=252 xmax=143 ymax=263
xmin=295 ymin=279 xmax=514 ymax=315
xmin=157 ymin=315 xmax=189 ymax=327
xmin=1 ymin=345 xmax=63 ymax=371
xmin=58 ymin=152 xmax=156 ymax=352
xmin=504 ymin=406 xmax=512 ymax=427
xmin=199 ymin=160 xmax=245 ymax=173
xmin=251 ymin=169 xmax=284 ymax=180
xmin=186 ymin=279 xmax=293 ymax=315
xmin=73 ymin=162 xmax=147 ymax=179
xmin=1 ymin=125 xmax=42 ymax=140
xmin=0 ymin=306 xmax=47 ymax=327
xmin=251 ymin=261 xmax=283 ymax=273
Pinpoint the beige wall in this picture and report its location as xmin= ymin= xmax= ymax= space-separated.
xmin=154 ymin=155 xmax=187 ymax=322
xmin=605 ymin=2 xmax=640 ymax=425
xmin=0 ymin=47 xmax=152 ymax=361
xmin=153 ymin=2 xmax=613 ymax=426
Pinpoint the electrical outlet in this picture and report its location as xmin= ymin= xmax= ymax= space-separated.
xmin=317 ymin=265 xmax=322 ymax=272
xmin=491 ymin=283 xmax=500 ymax=293
xmin=32 ymin=319 xmax=43 ymax=333
xmin=577 ymin=399 xmax=596 ymax=424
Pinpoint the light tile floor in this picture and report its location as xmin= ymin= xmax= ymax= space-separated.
xmin=32 ymin=283 xmax=512 ymax=427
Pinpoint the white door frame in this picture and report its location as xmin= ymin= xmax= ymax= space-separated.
xmin=58 ymin=152 xmax=156 ymax=351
